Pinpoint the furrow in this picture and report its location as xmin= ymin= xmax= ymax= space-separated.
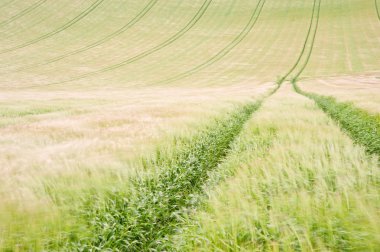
xmin=21 ymin=0 xmax=213 ymax=88
xmin=0 ymin=0 xmax=106 ymax=55
xmin=156 ymin=0 xmax=266 ymax=85
xmin=0 ymin=0 xmax=47 ymax=28
xmin=292 ymin=0 xmax=321 ymax=80
xmin=11 ymin=0 xmax=159 ymax=73
xmin=278 ymin=0 xmax=320 ymax=84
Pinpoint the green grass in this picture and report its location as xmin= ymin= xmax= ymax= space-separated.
xmin=0 ymin=0 xmax=379 ymax=250
xmin=177 ymin=85 xmax=379 ymax=251
xmin=293 ymin=81 xmax=380 ymax=157
xmin=68 ymin=101 xmax=262 ymax=251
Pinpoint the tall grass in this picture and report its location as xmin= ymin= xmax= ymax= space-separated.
xmin=293 ymin=81 xmax=380 ymax=157
xmin=178 ymin=85 xmax=379 ymax=251
xmin=68 ymin=101 xmax=262 ymax=251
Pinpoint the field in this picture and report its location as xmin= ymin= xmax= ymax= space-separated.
xmin=0 ymin=0 xmax=379 ymax=251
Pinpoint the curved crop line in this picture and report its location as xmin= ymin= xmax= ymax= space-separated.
xmin=376 ymin=0 xmax=380 ymax=21
xmin=93 ymin=0 xmax=213 ymax=73
xmin=133 ymin=0 xmax=237 ymax=85
xmin=157 ymin=0 xmax=266 ymax=85
xmin=0 ymin=0 xmax=106 ymax=55
xmin=12 ymin=0 xmax=159 ymax=73
xmin=278 ymin=0 xmax=318 ymax=84
xmin=25 ymin=0 xmax=213 ymax=88
xmin=0 ymin=0 xmax=47 ymax=28
xmin=293 ymin=0 xmax=321 ymax=80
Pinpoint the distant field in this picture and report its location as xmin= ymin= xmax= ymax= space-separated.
xmin=0 ymin=0 xmax=379 ymax=251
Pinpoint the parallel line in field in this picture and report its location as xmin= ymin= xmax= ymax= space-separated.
xmin=0 ymin=0 xmax=106 ymax=55
xmin=72 ymin=85 xmax=280 ymax=251
xmin=292 ymin=0 xmax=321 ymax=80
xmin=21 ymin=0 xmax=213 ymax=88
xmin=156 ymin=0 xmax=265 ymax=85
xmin=132 ymin=0 xmax=238 ymax=86
xmin=0 ymin=0 xmax=47 ymax=28
xmin=11 ymin=0 xmax=159 ymax=73
xmin=278 ymin=0 xmax=320 ymax=83
xmin=293 ymin=82 xmax=380 ymax=157
xmin=376 ymin=0 xmax=380 ymax=21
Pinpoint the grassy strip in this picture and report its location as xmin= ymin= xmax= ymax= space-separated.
xmin=293 ymin=81 xmax=380 ymax=157
xmin=69 ymin=101 xmax=263 ymax=251
xmin=172 ymin=115 xmax=277 ymax=251
xmin=177 ymin=86 xmax=380 ymax=251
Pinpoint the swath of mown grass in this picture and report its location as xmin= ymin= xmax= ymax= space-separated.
xmin=293 ymin=81 xmax=380 ymax=157
xmin=69 ymin=101 xmax=262 ymax=251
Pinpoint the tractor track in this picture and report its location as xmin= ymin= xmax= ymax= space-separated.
xmin=10 ymin=0 xmax=159 ymax=73
xmin=0 ymin=0 xmax=47 ymax=28
xmin=278 ymin=0 xmax=320 ymax=83
xmin=156 ymin=0 xmax=266 ymax=85
xmin=20 ymin=0 xmax=213 ymax=88
xmin=0 ymin=0 xmax=106 ymax=55
xmin=72 ymin=84 xmax=280 ymax=251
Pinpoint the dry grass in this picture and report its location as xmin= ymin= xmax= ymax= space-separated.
xmin=300 ymin=72 xmax=380 ymax=114
xmin=0 ymin=83 xmax=271 ymax=249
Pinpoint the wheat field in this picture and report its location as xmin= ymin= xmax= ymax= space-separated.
xmin=0 ymin=0 xmax=379 ymax=251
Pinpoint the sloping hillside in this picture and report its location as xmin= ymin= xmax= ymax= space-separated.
xmin=0 ymin=0 xmax=379 ymax=251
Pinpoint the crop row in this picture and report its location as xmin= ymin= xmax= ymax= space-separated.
xmin=293 ymin=82 xmax=380 ymax=158
xmin=64 ymin=100 xmax=263 ymax=251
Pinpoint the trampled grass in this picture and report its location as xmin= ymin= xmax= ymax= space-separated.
xmin=0 ymin=0 xmax=379 ymax=250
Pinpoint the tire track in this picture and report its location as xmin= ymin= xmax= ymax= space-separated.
xmin=156 ymin=0 xmax=265 ymax=85
xmin=12 ymin=0 xmax=159 ymax=73
xmin=0 ymin=0 xmax=106 ymax=55
xmin=292 ymin=0 xmax=321 ymax=80
xmin=376 ymin=0 xmax=380 ymax=21
xmin=0 ymin=0 xmax=47 ymax=28
xmin=72 ymin=87 xmax=279 ymax=250
xmin=126 ymin=0 xmax=237 ymax=87
xmin=23 ymin=0 xmax=213 ymax=88
xmin=278 ymin=0 xmax=320 ymax=84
